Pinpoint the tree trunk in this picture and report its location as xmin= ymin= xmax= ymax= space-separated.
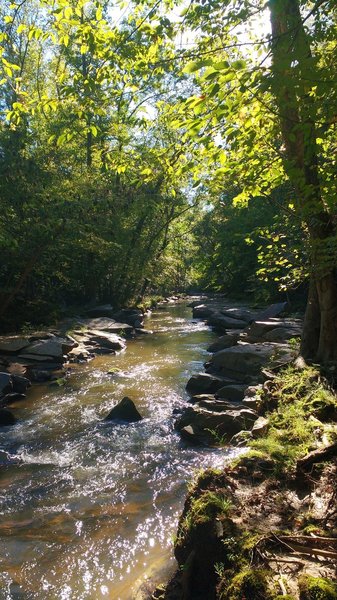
xmin=300 ymin=276 xmax=320 ymax=359
xmin=269 ymin=0 xmax=337 ymax=362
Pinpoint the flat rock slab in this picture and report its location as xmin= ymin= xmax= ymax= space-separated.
xmin=84 ymin=330 xmax=126 ymax=351
xmin=0 ymin=337 xmax=30 ymax=354
xmin=207 ymin=313 xmax=247 ymax=330
xmin=74 ymin=318 xmax=133 ymax=334
xmin=21 ymin=337 xmax=77 ymax=360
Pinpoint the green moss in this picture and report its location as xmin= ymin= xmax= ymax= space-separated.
xmin=180 ymin=489 xmax=233 ymax=535
xmin=220 ymin=568 xmax=273 ymax=600
xmin=299 ymin=575 xmax=337 ymax=600
xmin=245 ymin=365 xmax=337 ymax=474
xmin=274 ymin=596 xmax=295 ymax=600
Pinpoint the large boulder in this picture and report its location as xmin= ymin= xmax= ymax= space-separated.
xmin=175 ymin=405 xmax=258 ymax=443
xmin=186 ymin=373 xmax=231 ymax=395
xmin=104 ymin=397 xmax=143 ymax=423
xmin=208 ymin=343 xmax=276 ymax=382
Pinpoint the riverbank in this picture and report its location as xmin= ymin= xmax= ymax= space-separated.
xmin=150 ymin=301 xmax=337 ymax=600
xmin=0 ymin=303 xmax=152 ymax=426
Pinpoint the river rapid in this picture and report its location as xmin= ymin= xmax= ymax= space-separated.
xmin=0 ymin=303 xmax=239 ymax=600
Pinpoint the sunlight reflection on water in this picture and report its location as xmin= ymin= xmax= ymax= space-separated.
xmin=0 ymin=303 xmax=240 ymax=599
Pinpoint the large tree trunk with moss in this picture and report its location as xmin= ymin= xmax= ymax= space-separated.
xmin=269 ymin=0 xmax=337 ymax=362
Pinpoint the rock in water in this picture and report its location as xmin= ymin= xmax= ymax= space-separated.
xmin=0 ymin=408 xmax=17 ymax=426
xmin=104 ymin=397 xmax=143 ymax=423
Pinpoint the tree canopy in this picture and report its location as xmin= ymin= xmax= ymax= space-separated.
xmin=0 ymin=0 xmax=336 ymax=362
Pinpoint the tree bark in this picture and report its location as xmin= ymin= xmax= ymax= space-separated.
xmin=269 ymin=0 xmax=337 ymax=362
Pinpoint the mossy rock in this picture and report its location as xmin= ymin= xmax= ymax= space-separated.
xmin=219 ymin=568 xmax=273 ymax=600
xmin=299 ymin=575 xmax=337 ymax=600
xmin=274 ymin=596 xmax=296 ymax=600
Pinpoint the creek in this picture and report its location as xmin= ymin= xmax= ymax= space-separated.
xmin=0 ymin=303 xmax=238 ymax=600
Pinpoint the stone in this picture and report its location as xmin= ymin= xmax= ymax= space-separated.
xmin=0 ymin=408 xmax=17 ymax=426
xmin=29 ymin=369 xmax=53 ymax=382
xmin=73 ymin=318 xmax=133 ymax=335
xmin=207 ymin=334 xmax=238 ymax=353
xmin=186 ymin=373 xmax=229 ymax=394
xmin=192 ymin=304 xmax=216 ymax=319
xmin=251 ymin=416 xmax=269 ymax=438
xmin=0 ymin=372 xmax=13 ymax=396
xmin=85 ymin=330 xmax=126 ymax=351
xmin=263 ymin=327 xmax=301 ymax=342
xmin=19 ymin=353 xmax=61 ymax=362
xmin=180 ymin=424 xmax=208 ymax=445
xmin=190 ymin=393 xmax=217 ymax=404
xmin=230 ymin=430 xmax=253 ymax=447
xmin=196 ymin=398 xmax=242 ymax=412
xmin=242 ymin=396 xmax=261 ymax=411
xmin=255 ymin=302 xmax=288 ymax=321
xmin=0 ymin=337 xmax=30 ymax=354
xmin=67 ymin=345 xmax=94 ymax=361
xmin=104 ymin=397 xmax=143 ymax=423
xmin=209 ymin=343 xmax=276 ymax=382
xmin=21 ymin=336 xmax=77 ymax=360
xmin=12 ymin=375 xmax=30 ymax=394
xmin=112 ymin=309 xmax=144 ymax=327
xmin=215 ymin=384 xmax=247 ymax=402
xmin=220 ymin=308 xmax=255 ymax=322
xmin=1 ymin=393 xmax=26 ymax=406
xmin=175 ymin=406 xmax=258 ymax=442
xmin=207 ymin=313 xmax=247 ymax=331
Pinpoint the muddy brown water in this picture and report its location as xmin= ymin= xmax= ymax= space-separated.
xmin=0 ymin=304 xmax=239 ymax=599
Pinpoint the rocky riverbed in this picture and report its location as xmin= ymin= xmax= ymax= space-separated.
xmin=0 ymin=305 xmax=148 ymax=426
xmin=149 ymin=299 xmax=337 ymax=600
xmin=174 ymin=298 xmax=301 ymax=446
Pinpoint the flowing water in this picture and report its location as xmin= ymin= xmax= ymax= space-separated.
xmin=0 ymin=303 xmax=239 ymax=600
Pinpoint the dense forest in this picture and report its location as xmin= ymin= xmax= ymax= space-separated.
xmin=1 ymin=2 xmax=337 ymax=599
xmin=0 ymin=0 xmax=336 ymax=362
